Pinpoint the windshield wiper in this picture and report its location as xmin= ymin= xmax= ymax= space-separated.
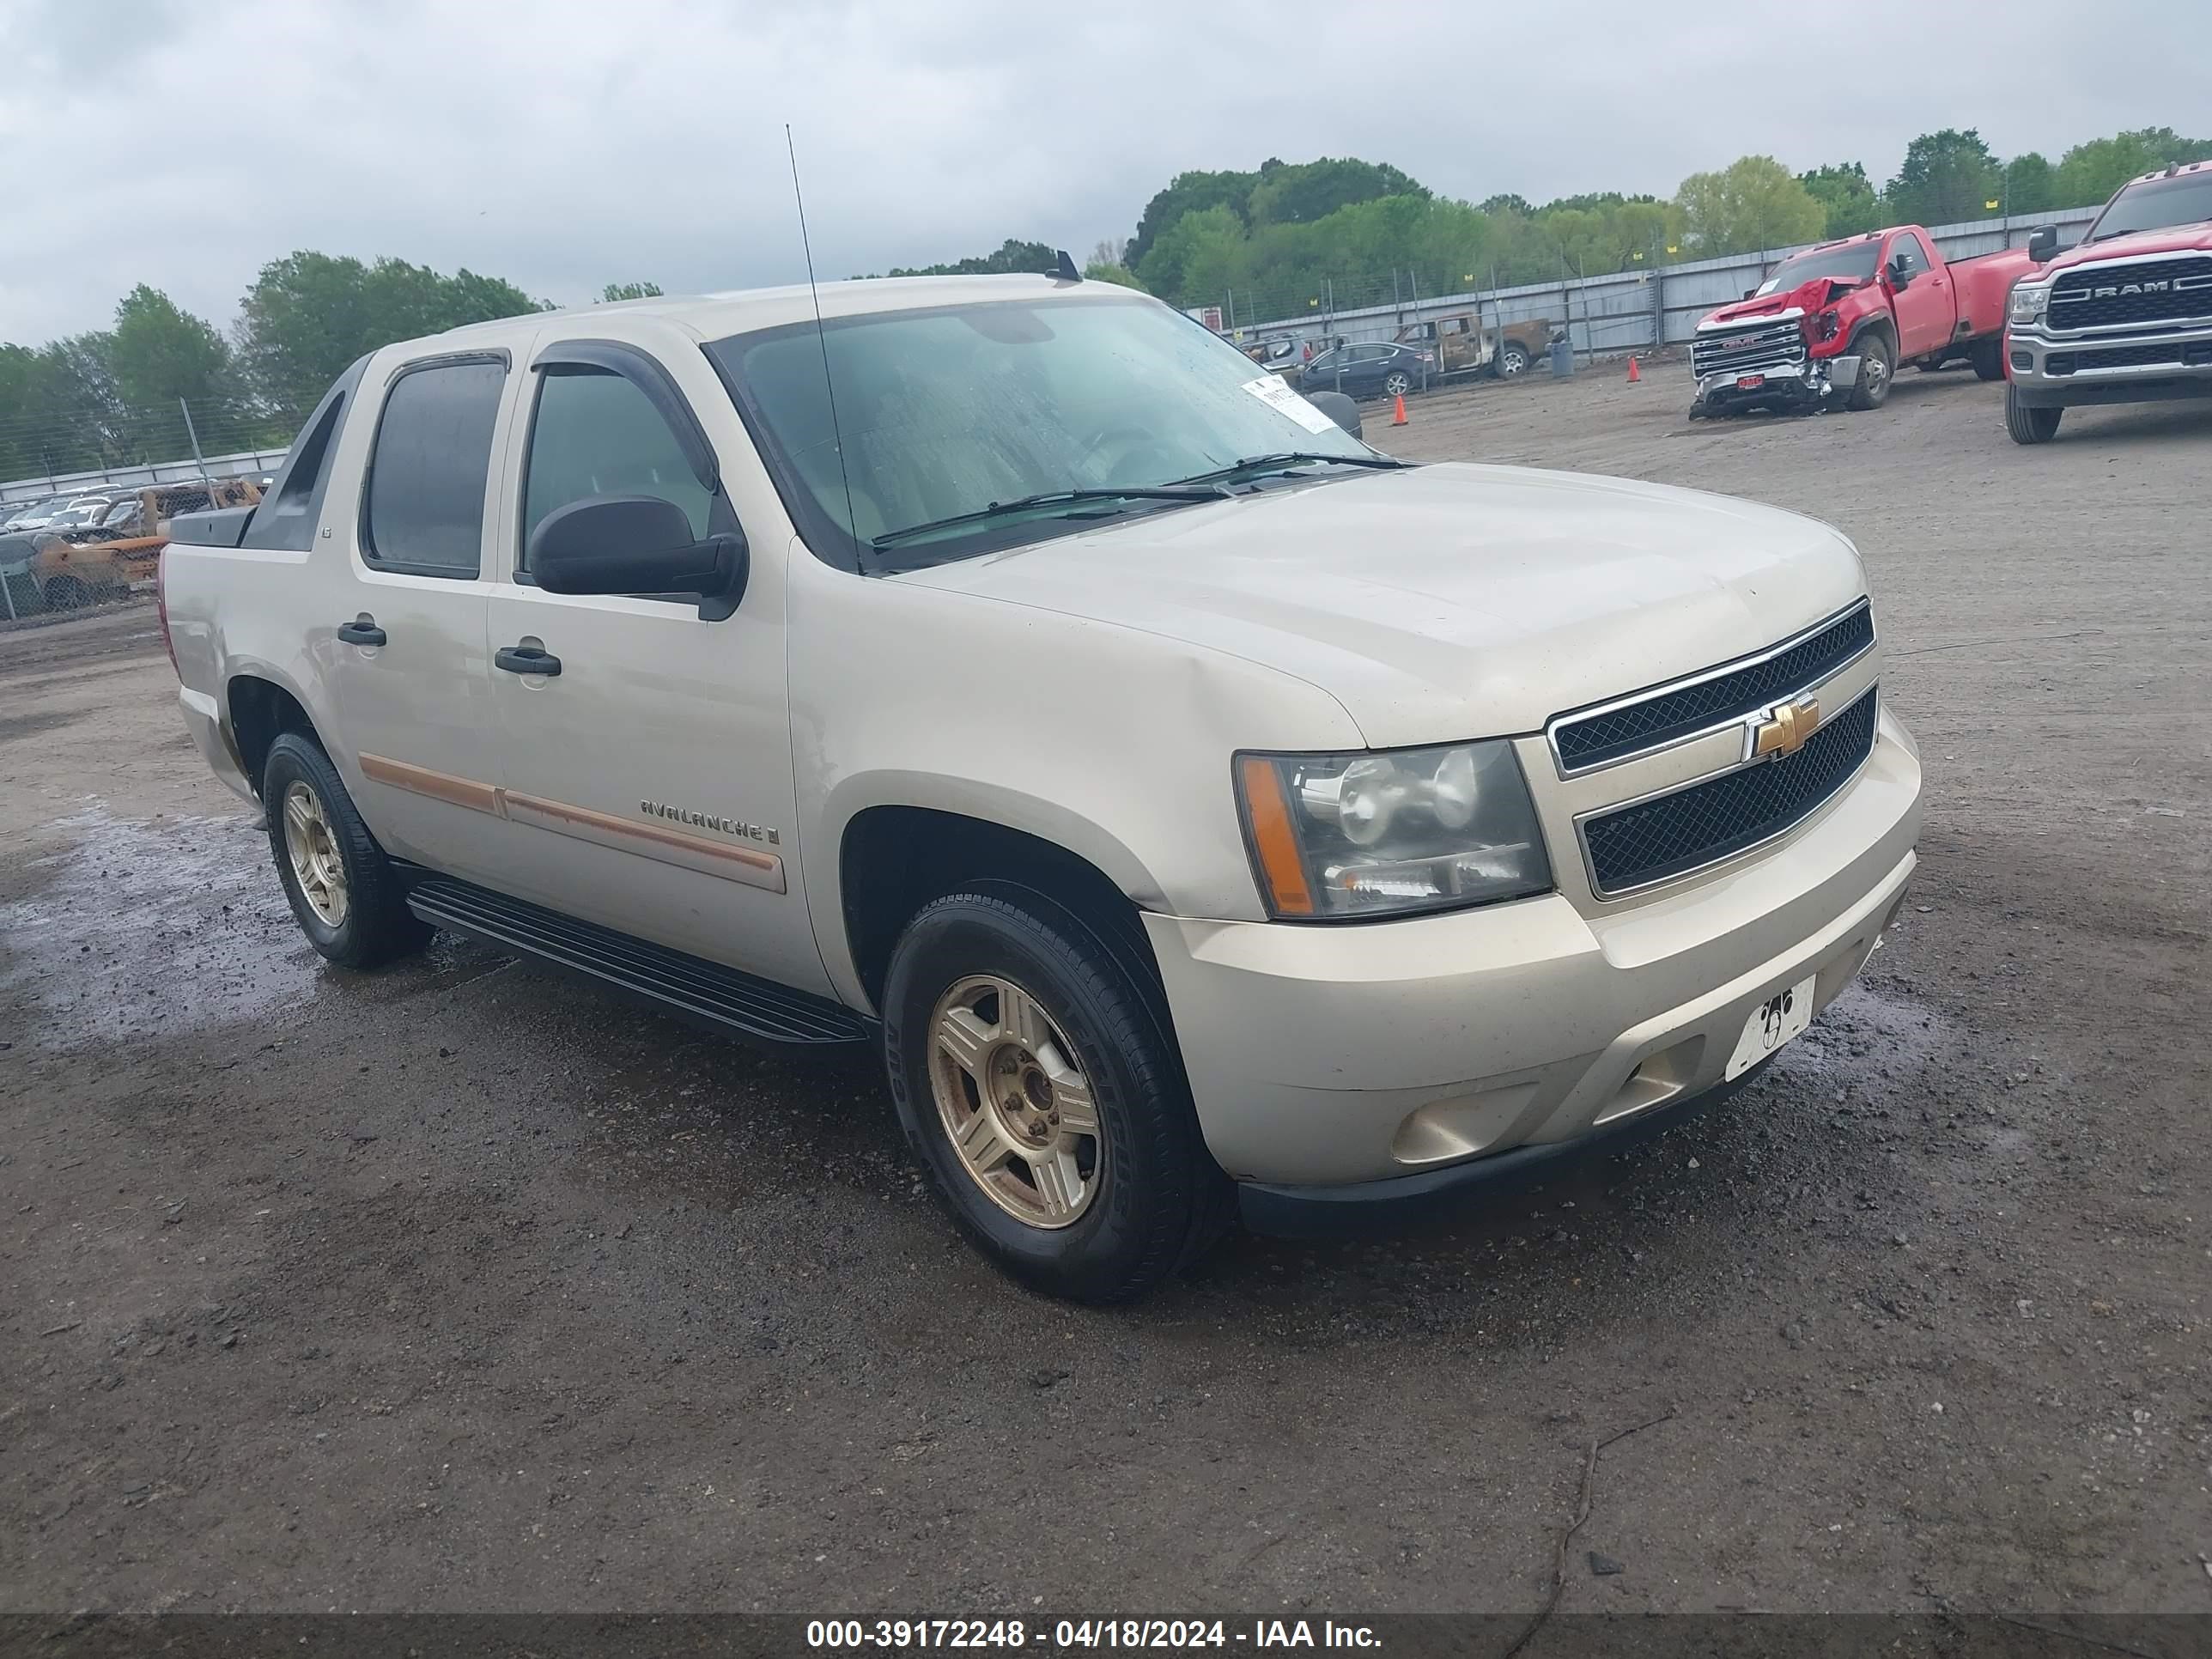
xmin=1167 ymin=452 xmax=1410 ymax=488
xmin=869 ymin=485 xmax=1230 ymax=550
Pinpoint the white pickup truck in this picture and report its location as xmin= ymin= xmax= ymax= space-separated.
xmin=161 ymin=271 xmax=1922 ymax=1302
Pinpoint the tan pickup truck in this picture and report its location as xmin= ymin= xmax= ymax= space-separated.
xmin=1393 ymin=313 xmax=1553 ymax=380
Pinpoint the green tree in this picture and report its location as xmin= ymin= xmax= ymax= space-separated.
xmin=599 ymin=281 xmax=663 ymax=301
xmin=1798 ymin=162 xmax=1882 ymax=238
xmin=1247 ymin=157 xmax=1426 ymax=227
xmin=1885 ymin=129 xmax=2001 ymax=227
xmin=2055 ymin=127 xmax=2212 ymax=206
xmin=1128 ymin=167 xmax=1260 ymax=269
xmin=1134 ymin=205 xmax=1247 ymax=305
xmin=884 ymin=239 xmax=1057 ymax=277
xmin=1081 ymin=263 xmax=1143 ymax=288
xmin=1999 ymin=153 xmax=2057 ymax=216
xmin=1675 ymin=156 xmax=1826 ymax=255
xmin=106 ymin=286 xmax=234 ymax=410
xmin=237 ymin=252 xmax=549 ymax=416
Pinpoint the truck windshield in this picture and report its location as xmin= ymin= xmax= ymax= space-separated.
xmin=708 ymin=295 xmax=1372 ymax=568
xmin=2085 ymin=171 xmax=2212 ymax=242
xmin=1756 ymin=244 xmax=1881 ymax=296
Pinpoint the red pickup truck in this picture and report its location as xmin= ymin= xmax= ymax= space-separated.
xmin=1689 ymin=225 xmax=2035 ymax=418
xmin=2001 ymin=159 xmax=2212 ymax=444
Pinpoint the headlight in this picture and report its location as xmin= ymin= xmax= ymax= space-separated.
xmin=2008 ymin=283 xmax=2051 ymax=327
xmin=1237 ymin=740 xmax=1553 ymax=920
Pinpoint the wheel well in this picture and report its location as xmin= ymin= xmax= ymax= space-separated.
xmin=840 ymin=807 xmax=1157 ymax=1010
xmin=228 ymin=677 xmax=320 ymax=797
xmin=1848 ymin=317 xmax=1897 ymax=356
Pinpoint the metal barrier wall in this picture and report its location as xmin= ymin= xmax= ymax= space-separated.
xmin=1227 ymin=205 xmax=2103 ymax=360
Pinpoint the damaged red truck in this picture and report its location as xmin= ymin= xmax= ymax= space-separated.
xmin=1690 ymin=226 xmax=2035 ymax=418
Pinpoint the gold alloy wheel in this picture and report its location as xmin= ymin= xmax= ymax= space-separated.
xmin=282 ymin=780 xmax=349 ymax=928
xmin=927 ymin=975 xmax=1103 ymax=1229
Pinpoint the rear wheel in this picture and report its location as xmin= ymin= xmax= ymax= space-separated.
xmin=262 ymin=732 xmax=432 ymax=969
xmin=882 ymin=889 xmax=1229 ymax=1303
xmin=1498 ymin=343 xmax=1530 ymax=378
xmin=2004 ymin=384 xmax=2063 ymax=445
xmin=1966 ymin=337 xmax=2005 ymax=381
xmin=1846 ymin=331 xmax=1893 ymax=411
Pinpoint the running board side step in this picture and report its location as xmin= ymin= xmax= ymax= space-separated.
xmin=406 ymin=876 xmax=871 ymax=1047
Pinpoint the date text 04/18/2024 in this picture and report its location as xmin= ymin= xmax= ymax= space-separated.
xmin=804 ymin=1619 xmax=1382 ymax=1649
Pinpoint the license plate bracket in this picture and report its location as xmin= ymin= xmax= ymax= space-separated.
xmin=1726 ymin=974 xmax=1815 ymax=1079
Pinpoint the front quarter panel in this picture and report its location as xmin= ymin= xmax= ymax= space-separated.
xmin=787 ymin=554 xmax=1365 ymax=1009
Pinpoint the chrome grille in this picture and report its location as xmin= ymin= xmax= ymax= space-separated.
xmin=1581 ymin=690 xmax=1879 ymax=896
xmin=1550 ymin=603 xmax=1874 ymax=774
xmin=1692 ymin=319 xmax=1808 ymax=380
xmin=2046 ymin=255 xmax=2212 ymax=331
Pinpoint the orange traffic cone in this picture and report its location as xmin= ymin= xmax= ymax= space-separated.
xmin=1391 ymin=392 xmax=1409 ymax=427
xmin=1626 ymin=356 xmax=1641 ymax=383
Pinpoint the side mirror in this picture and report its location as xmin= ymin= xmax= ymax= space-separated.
xmin=1888 ymin=258 xmax=1914 ymax=289
xmin=529 ymin=495 xmax=748 ymax=620
xmin=2027 ymin=225 xmax=2058 ymax=264
xmin=1305 ymin=389 xmax=1362 ymax=440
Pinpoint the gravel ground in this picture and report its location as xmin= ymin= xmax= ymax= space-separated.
xmin=3 ymin=368 xmax=2208 ymax=1620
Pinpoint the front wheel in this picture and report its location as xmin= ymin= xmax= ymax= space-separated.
xmin=1846 ymin=331 xmax=1893 ymax=411
xmin=882 ymin=890 xmax=1229 ymax=1303
xmin=1966 ymin=337 xmax=2004 ymax=382
xmin=2004 ymin=384 xmax=2063 ymax=445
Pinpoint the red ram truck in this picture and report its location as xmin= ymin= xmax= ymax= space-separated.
xmin=1689 ymin=226 xmax=2035 ymax=418
xmin=2001 ymin=159 xmax=2212 ymax=443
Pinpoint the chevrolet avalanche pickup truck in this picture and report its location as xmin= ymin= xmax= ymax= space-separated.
xmin=2002 ymin=160 xmax=2212 ymax=444
xmin=161 ymin=273 xmax=1923 ymax=1302
xmin=1691 ymin=225 xmax=2033 ymax=418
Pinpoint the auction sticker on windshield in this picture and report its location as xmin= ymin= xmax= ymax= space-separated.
xmin=1726 ymin=975 xmax=1815 ymax=1079
xmin=1242 ymin=375 xmax=1340 ymax=434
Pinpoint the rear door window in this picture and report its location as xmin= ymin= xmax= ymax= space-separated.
xmin=361 ymin=357 xmax=507 ymax=577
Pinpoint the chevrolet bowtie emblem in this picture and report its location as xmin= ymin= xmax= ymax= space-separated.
xmin=1750 ymin=696 xmax=1820 ymax=761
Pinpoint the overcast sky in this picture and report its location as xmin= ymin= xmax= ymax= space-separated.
xmin=3 ymin=0 xmax=2206 ymax=346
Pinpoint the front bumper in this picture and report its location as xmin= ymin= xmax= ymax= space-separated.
xmin=1693 ymin=355 xmax=1860 ymax=410
xmin=2008 ymin=321 xmax=2212 ymax=406
xmin=1145 ymin=710 xmax=1920 ymax=1201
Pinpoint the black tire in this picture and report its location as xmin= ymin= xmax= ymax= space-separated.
xmin=882 ymin=888 xmax=1230 ymax=1304
xmin=1846 ymin=330 xmax=1893 ymax=411
xmin=2004 ymin=384 xmax=2063 ymax=445
xmin=1498 ymin=343 xmax=1530 ymax=378
xmin=1966 ymin=337 xmax=2004 ymax=382
xmin=262 ymin=732 xmax=431 ymax=969
xmin=41 ymin=574 xmax=88 ymax=611
xmin=1382 ymin=369 xmax=1412 ymax=398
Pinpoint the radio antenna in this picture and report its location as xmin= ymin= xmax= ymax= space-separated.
xmin=786 ymin=125 xmax=863 ymax=567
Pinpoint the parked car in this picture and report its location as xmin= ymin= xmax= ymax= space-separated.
xmin=1297 ymin=341 xmax=1435 ymax=401
xmin=2001 ymin=158 xmax=2212 ymax=444
xmin=1689 ymin=226 xmax=2035 ymax=417
xmin=1239 ymin=336 xmax=1303 ymax=376
xmin=161 ymin=273 xmax=1920 ymax=1303
xmin=29 ymin=479 xmax=259 ymax=609
xmin=1392 ymin=313 xmax=1552 ymax=380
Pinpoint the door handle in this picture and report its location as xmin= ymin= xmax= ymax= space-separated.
xmin=336 ymin=617 xmax=386 ymax=647
xmin=495 ymin=642 xmax=562 ymax=677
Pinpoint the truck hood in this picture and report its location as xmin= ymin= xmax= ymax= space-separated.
xmin=899 ymin=463 xmax=1867 ymax=749
xmin=2045 ymin=222 xmax=2212 ymax=272
xmin=1698 ymin=276 xmax=1863 ymax=332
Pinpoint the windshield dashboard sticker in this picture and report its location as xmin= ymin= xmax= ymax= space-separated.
xmin=1241 ymin=375 xmax=1340 ymax=434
